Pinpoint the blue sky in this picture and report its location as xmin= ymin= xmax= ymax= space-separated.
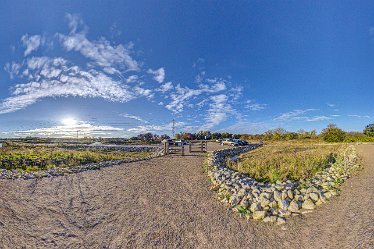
xmin=0 ymin=0 xmax=373 ymax=138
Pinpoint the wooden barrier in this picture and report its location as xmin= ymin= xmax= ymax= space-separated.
xmin=163 ymin=142 xmax=184 ymax=155
xmin=188 ymin=141 xmax=207 ymax=153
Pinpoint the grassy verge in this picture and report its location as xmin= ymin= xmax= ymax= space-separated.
xmin=227 ymin=142 xmax=348 ymax=183
xmin=0 ymin=145 xmax=152 ymax=172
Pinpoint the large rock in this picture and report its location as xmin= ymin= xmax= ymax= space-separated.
xmin=229 ymin=196 xmax=241 ymax=206
xmin=302 ymin=199 xmax=315 ymax=210
xmin=279 ymin=209 xmax=291 ymax=218
xmin=288 ymin=200 xmax=300 ymax=213
xmin=253 ymin=211 xmax=266 ymax=220
xmin=274 ymin=190 xmax=282 ymax=202
xmin=309 ymin=192 xmax=319 ymax=202
xmin=287 ymin=190 xmax=294 ymax=199
xmin=279 ymin=199 xmax=290 ymax=210
xmin=259 ymin=196 xmax=270 ymax=208
xmin=250 ymin=202 xmax=261 ymax=212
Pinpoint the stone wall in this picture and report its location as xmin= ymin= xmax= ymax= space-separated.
xmin=207 ymin=144 xmax=360 ymax=224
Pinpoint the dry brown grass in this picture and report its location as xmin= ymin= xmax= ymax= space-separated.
xmin=228 ymin=141 xmax=347 ymax=182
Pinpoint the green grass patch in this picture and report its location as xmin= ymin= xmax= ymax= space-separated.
xmin=0 ymin=145 xmax=152 ymax=172
xmin=227 ymin=142 xmax=347 ymax=183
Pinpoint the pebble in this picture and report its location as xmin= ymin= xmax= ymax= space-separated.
xmin=253 ymin=211 xmax=266 ymax=220
xmin=302 ymin=199 xmax=316 ymax=210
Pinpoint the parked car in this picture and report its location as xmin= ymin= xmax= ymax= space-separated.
xmin=221 ymin=139 xmax=239 ymax=146
xmin=174 ymin=140 xmax=189 ymax=146
xmin=221 ymin=139 xmax=248 ymax=146
xmin=233 ymin=139 xmax=249 ymax=146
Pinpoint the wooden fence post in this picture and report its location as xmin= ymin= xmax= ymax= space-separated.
xmin=164 ymin=142 xmax=168 ymax=155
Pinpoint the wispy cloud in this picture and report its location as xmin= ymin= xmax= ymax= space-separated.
xmin=121 ymin=113 xmax=148 ymax=123
xmin=6 ymin=121 xmax=123 ymax=137
xmin=158 ymin=82 xmax=173 ymax=93
xmin=246 ymin=100 xmax=267 ymax=111
xmin=1 ymin=13 xmax=252 ymax=133
xmin=21 ymin=34 xmax=45 ymax=56
xmin=305 ymin=116 xmax=332 ymax=122
xmin=0 ymin=14 xmax=146 ymax=114
xmin=348 ymin=114 xmax=371 ymax=118
xmin=127 ymin=121 xmax=185 ymax=134
xmin=165 ymin=79 xmax=228 ymax=113
xmin=4 ymin=62 xmax=22 ymax=79
xmin=0 ymin=57 xmax=135 ymax=114
xmin=274 ymin=109 xmax=316 ymax=121
xmin=147 ymin=67 xmax=165 ymax=83
xmin=199 ymin=94 xmax=232 ymax=130
xmin=58 ymin=13 xmax=139 ymax=74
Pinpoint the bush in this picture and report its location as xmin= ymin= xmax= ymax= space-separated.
xmin=321 ymin=124 xmax=346 ymax=142
xmin=364 ymin=124 xmax=374 ymax=137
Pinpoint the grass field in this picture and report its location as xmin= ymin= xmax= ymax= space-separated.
xmin=227 ymin=141 xmax=348 ymax=182
xmin=0 ymin=145 xmax=152 ymax=172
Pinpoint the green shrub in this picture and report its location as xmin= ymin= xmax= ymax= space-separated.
xmin=321 ymin=124 xmax=346 ymax=142
xmin=364 ymin=124 xmax=374 ymax=137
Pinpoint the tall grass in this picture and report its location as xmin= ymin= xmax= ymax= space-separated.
xmin=228 ymin=142 xmax=346 ymax=182
xmin=0 ymin=146 xmax=152 ymax=172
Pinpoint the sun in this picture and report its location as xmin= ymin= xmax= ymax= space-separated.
xmin=61 ymin=118 xmax=77 ymax=126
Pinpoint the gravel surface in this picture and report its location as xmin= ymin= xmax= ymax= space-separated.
xmin=0 ymin=143 xmax=373 ymax=248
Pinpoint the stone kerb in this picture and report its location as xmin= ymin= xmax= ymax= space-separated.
xmin=207 ymin=144 xmax=360 ymax=224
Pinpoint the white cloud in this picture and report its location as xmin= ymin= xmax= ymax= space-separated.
xmin=0 ymin=57 xmax=135 ymax=114
xmin=7 ymin=121 xmax=123 ymax=138
xmin=274 ymin=109 xmax=316 ymax=121
xmin=158 ymin=82 xmax=173 ymax=93
xmin=21 ymin=34 xmax=45 ymax=56
xmin=348 ymin=114 xmax=371 ymax=119
xmin=58 ymin=14 xmax=139 ymax=74
xmin=327 ymin=103 xmax=335 ymax=107
xmin=147 ymin=67 xmax=165 ymax=83
xmin=246 ymin=100 xmax=267 ymax=111
xmin=199 ymin=94 xmax=232 ymax=130
xmin=65 ymin=13 xmax=86 ymax=34
xmin=165 ymin=80 xmax=227 ymax=113
xmin=127 ymin=121 xmax=184 ymax=134
xmin=0 ymin=14 xmax=147 ymax=114
xmin=4 ymin=62 xmax=22 ymax=79
xmin=121 ymin=113 xmax=148 ymax=123
xmin=305 ymin=116 xmax=332 ymax=122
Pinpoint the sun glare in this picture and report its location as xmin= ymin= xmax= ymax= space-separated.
xmin=61 ymin=118 xmax=77 ymax=126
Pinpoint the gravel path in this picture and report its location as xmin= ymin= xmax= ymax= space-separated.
xmin=0 ymin=143 xmax=373 ymax=248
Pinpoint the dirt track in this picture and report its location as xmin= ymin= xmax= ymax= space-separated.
xmin=0 ymin=143 xmax=373 ymax=248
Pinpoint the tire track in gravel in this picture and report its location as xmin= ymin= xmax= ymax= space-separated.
xmin=0 ymin=143 xmax=373 ymax=248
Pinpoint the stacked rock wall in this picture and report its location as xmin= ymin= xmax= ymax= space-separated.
xmin=207 ymin=144 xmax=360 ymax=224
